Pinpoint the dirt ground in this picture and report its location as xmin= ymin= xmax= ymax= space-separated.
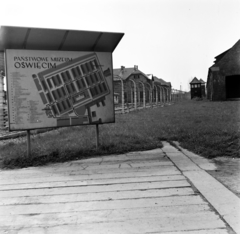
xmin=207 ymin=157 xmax=240 ymax=198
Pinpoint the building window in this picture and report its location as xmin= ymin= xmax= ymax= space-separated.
xmin=92 ymin=111 xmax=96 ymax=117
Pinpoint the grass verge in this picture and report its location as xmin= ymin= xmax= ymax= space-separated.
xmin=0 ymin=99 xmax=239 ymax=169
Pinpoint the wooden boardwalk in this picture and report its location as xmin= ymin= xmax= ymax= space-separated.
xmin=0 ymin=148 xmax=233 ymax=233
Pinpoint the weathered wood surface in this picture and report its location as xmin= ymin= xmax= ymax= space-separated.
xmin=0 ymin=187 xmax=195 ymax=206
xmin=0 ymin=148 xmax=230 ymax=233
xmin=162 ymin=141 xmax=240 ymax=234
xmin=0 ymin=174 xmax=186 ymax=190
xmin=0 ymin=161 xmax=174 ymax=179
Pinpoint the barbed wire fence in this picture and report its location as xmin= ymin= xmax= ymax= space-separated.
xmin=114 ymin=78 xmax=189 ymax=114
xmin=0 ymin=74 xmax=189 ymax=131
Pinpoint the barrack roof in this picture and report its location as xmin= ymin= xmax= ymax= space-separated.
xmin=113 ymin=67 xmax=150 ymax=80
xmin=190 ymin=77 xmax=201 ymax=84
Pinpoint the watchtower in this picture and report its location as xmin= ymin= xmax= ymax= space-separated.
xmin=190 ymin=77 xmax=202 ymax=99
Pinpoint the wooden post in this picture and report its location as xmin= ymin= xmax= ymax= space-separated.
xmin=95 ymin=124 xmax=99 ymax=150
xmin=27 ymin=130 xmax=31 ymax=157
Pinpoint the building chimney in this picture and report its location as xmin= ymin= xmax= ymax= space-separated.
xmin=119 ymin=66 xmax=125 ymax=77
xmin=134 ymin=65 xmax=138 ymax=71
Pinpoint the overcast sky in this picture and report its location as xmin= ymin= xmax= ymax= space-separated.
xmin=1 ymin=0 xmax=239 ymax=91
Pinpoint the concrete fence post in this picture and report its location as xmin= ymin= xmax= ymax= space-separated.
xmin=162 ymin=87 xmax=165 ymax=103
xmin=130 ymin=86 xmax=133 ymax=107
xmin=121 ymin=80 xmax=124 ymax=113
xmin=145 ymin=83 xmax=151 ymax=107
xmin=155 ymin=85 xmax=158 ymax=105
xmin=130 ymin=79 xmax=137 ymax=110
xmin=161 ymin=86 xmax=163 ymax=103
xmin=160 ymin=86 xmax=163 ymax=103
xmin=115 ymin=77 xmax=125 ymax=114
xmin=138 ymin=81 xmax=145 ymax=108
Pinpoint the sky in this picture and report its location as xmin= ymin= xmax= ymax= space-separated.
xmin=0 ymin=0 xmax=240 ymax=91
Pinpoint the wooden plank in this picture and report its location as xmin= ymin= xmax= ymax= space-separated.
xmin=122 ymin=153 xmax=167 ymax=160
xmin=0 ymin=213 xmax=225 ymax=234
xmin=128 ymin=161 xmax=173 ymax=168
xmin=0 ymin=157 xmax=170 ymax=179
xmin=0 ymin=204 xmax=213 ymax=228
xmin=71 ymin=161 xmax=173 ymax=171
xmin=0 ymin=180 xmax=190 ymax=198
xmin=102 ymin=153 xmax=165 ymax=160
xmin=126 ymin=149 xmax=164 ymax=157
xmin=82 ymin=161 xmax=173 ymax=170
xmin=0 ymin=175 xmax=186 ymax=191
xmin=0 ymin=146 xmax=229 ymax=234
xmin=165 ymin=152 xmax=201 ymax=171
xmin=0 ymin=165 xmax=178 ymax=180
xmin=184 ymin=170 xmax=240 ymax=234
xmin=0 ymin=161 xmax=173 ymax=176
xmin=0 ymin=187 xmax=195 ymax=206
xmin=0 ymin=195 xmax=207 ymax=215
xmin=102 ymin=154 xmax=166 ymax=162
xmin=173 ymin=141 xmax=217 ymax=170
xmin=159 ymin=229 xmax=229 ymax=234
xmin=0 ymin=169 xmax=181 ymax=185
xmin=50 ymin=152 xmax=166 ymax=166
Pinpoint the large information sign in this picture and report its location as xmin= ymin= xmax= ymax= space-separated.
xmin=6 ymin=50 xmax=114 ymax=131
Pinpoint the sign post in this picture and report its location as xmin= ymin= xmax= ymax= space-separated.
xmin=95 ymin=124 xmax=99 ymax=150
xmin=0 ymin=26 xmax=124 ymax=157
xmin=27 ymin=130 xmax=31 ymax=157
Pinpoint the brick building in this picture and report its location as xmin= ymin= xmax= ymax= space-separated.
xmin=152 ymin=76 xmax=171 ymax=103
xmin=207 ymin=39 xmax=240 ymax=100
xmin=114 ymin=66 xmax=152 ymax=107
xmin=114 ymin=66 xmax=171 ymax=107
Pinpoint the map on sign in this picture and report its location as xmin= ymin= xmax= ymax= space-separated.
xmin=6 ymin=50 xmax=114 ymax=131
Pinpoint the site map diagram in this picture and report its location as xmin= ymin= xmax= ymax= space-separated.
xmin=6 ymin=50 xmax=114 ymax=130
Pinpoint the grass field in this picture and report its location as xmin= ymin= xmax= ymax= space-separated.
xmin=0 ymin=99 xmax=239 ymax=169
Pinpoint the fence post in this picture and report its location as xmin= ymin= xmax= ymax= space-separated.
xmin=121 ymin=79 xmax=124 ymax=114
xmin=155 ymin=85 xmax=158 ymax=106
xmin=27 ymin=130 xmax=31 ymax=157
xmin=130 ymin=79 xmax=137 ymax=110
xmin=138 ymin=81 xmax=145 ymax=108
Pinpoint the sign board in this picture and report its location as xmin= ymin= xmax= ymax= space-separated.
xmin=6 ymin=49 xmax=114 ymax=131
xmin=210 ymin=67 xmax=220 ymax=72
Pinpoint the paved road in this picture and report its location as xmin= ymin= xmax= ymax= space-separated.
xmin=0 ymin=142 xmax=239 ymax=233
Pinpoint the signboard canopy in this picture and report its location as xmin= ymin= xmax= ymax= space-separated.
xmin=0 ymin=26 xmax=124 ymax=52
